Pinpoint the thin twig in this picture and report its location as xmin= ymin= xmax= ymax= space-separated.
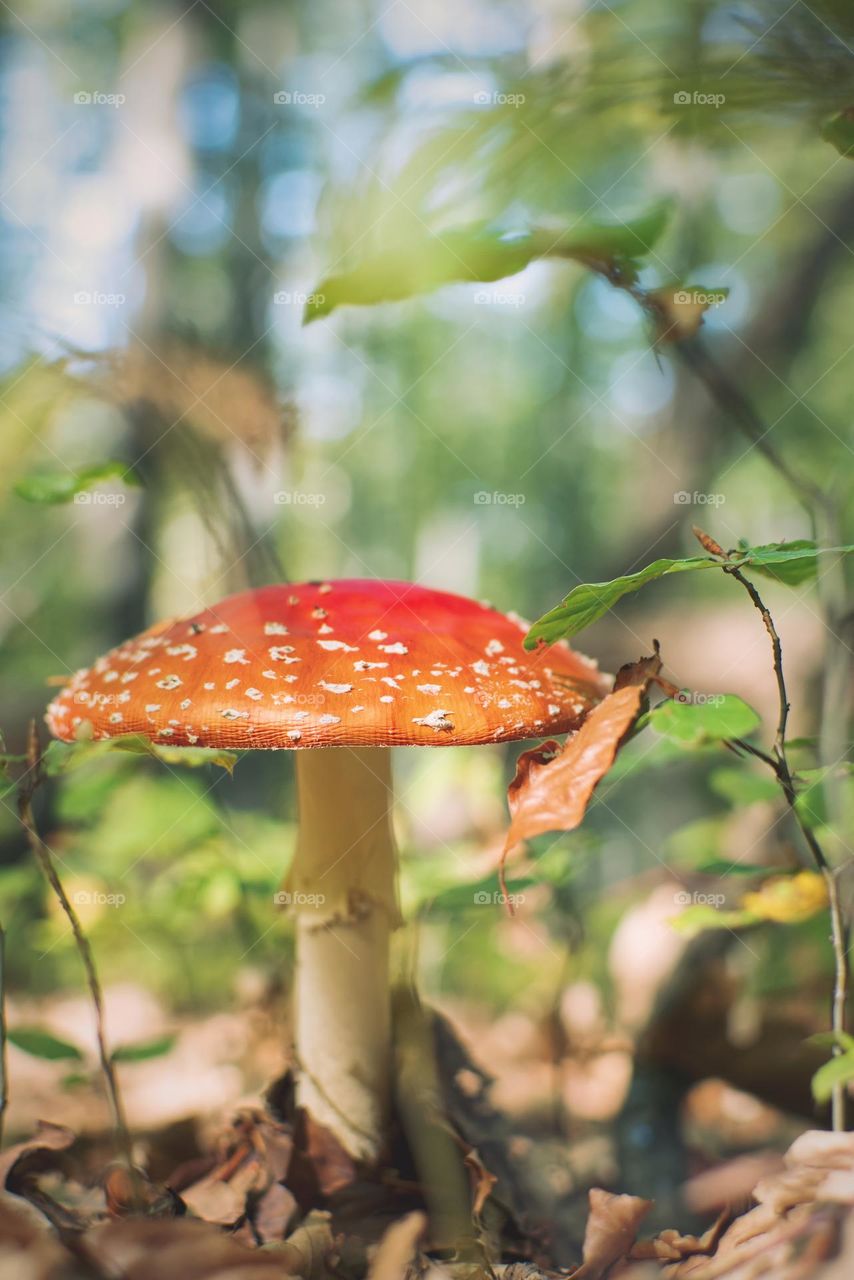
xmin=706 ymin=549 xmax=849 ymax=1130
xmin=17 ymin=722 xmax=138 ymax=1174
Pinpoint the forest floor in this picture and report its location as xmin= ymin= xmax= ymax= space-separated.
xmin=2 ymin=980 xmax=853 ymax=1279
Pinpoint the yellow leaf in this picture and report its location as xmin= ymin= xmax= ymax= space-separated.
xmin=741 ymin=871 xmax=828 ymax=924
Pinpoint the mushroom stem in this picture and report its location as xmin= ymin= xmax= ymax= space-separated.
xmin=288 ymin=746 xmax=401 ymax=1162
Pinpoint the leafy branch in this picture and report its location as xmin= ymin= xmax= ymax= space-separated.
xmin=525 ymin=528 xmax=853 ymax=1128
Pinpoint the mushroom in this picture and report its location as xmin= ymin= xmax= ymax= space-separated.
xmin=46 ymin=579 xmax=607 ymax=1161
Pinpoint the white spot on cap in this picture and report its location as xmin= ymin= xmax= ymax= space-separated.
xmin=220 ymin=708 xmax=249 ymax=720
xmin=472 ymin=660 xmax=490 ymax=677
xmin=379 ymin=642 xmax=407 ymax=655
xmin=204 ymin=682 xmax=215 ymax=690
xmin=417 ymin=683 xmax=441 ymax=695
xmin=269 ymin=646 xmax=300 ymax=663
xmin=352 ymin=705 xmax=365 ymax=713
xmin=166 ymin=643 xmax=198 ymax=660
xmin=498 ymin=698 xmax=511 ymax=709
xmin=319 ymin=681 xmax=353 ymax=694
xmin=317 ymin=639 xmax=356 ymax=652
xmin=224 ymin=648 xmax=249 ymax=665
xmin=210 ymin=624 xmax=229 ymax=635
xmin=287 ymin=730 xmax=302 ymax=741
xmin=379 ymin=695 xmax=394 ymax=703
xmin=225 ymin=678 xmax=239 ymax=690
xmin=156 ymin=675 xmax=182 ymax=690
xmin=187 ymin=733 xmax=199 ymax=744
xmin=103 ymin=671 xmax=118 ymax=683
xmin=486 ymin=639 xmax=504 ymax=656
xmin=368 ymin=629 xmax=387 ymax=641
xmin=262 ymin=670 xmax=277 ymax=679
xmin=413 ymin=709 xmax=454 ymax=732
xmin=318 ymin=623 xmax=333 ymax=635
xmin=120 ymin=672 xmax=138 ymax=684
xmin=108 ymin=712 xmax=123 ymax=724
xmin=354 ymin=660 xmax=387 ymax=671
xmin=318 ymin=583 xmax=332 ymax=594
xmin=180 ymin=698 xmax=192 ymax=710
xmin=145 ymin=704 xmax=161 ymax=713
xmin=294 ymin=711 xmax=309 ymax=721
xmin=319 ymin=714 xmax=341 ymax=725
xmin=380 ymin=676 xmax=401 ymax=688
xmin=264 ymin=622 xmax=288 ymax=635
xmin=246 ymin=688 xmax=263 ymax=700
xmin=158 ymin=728 xmax=175 ymax=736
xmin=547 ymin=704 xmax=561 ymax=716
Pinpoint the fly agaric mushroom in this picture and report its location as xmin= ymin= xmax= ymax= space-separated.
xmin=46 ymin=579 xmax=607 ymax=1161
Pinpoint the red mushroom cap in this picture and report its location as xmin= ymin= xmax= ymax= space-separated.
xmin=46 ymin=580 xmax=608 ymax=749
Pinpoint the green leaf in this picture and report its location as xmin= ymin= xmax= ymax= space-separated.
xmin=9 ymin=1027 xmax=84 ymax=1061
xmin=111 ymin=1034 xmax=176 ymax=1063
xmin=812 ymin=1050 xmax=854 ymax=1104
xmin=709 ymin=767 xmax=780 ymax=807
xmin=669 ymin=903 xmax=758 ymax=936
xmin=794 ymin=766 xmax=854 ymax=832
xmin=306 ymin=205 xmax=671 ymax=322
xmin=14 ymin=461 xmax=140 ymax=505
xmin=525 ymin=542 xmax=854 ymax=648
xmin=524 ymin=556 xmax=713 ymax=648
xmin=61 ymin=1071 xmax=90 ymax=1089
xmin=823 ymin=110 xmax=854 ymax=158
xmin=43 ymin=736 xmax=238 ymax=777
xmin=807 ymin=1031 xmax=854 ymax=1053
xmin=737 ymin=539 xmax=820 ymax=586
xmin=650 ymin=695 xmax=761 ymax=745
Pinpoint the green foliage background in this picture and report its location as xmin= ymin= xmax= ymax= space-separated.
xmin=1 ymin=0 xmax=852 ymax=1052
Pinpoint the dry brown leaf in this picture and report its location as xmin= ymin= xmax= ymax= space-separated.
xmin=503 ymin=652 xmax=661 ymax=860
xmin=0 ymin=1122 xmax=75 ymax=1194
xmin=291 ymin=1110 xmax=358 ymax=1199
xmin=367 ymin=1212 xmax=427 ymax=1280
xmin=254 ymin=1182 xmax=298 ymax=1244
xmin=463 ymin=1148 xmax=498 ymax=1220
xmin=0 ymin=1196 xmax=67 ymax=1280
xmin=572 ymin=1188 xmax=653 ymax=1280
xmin=631 ymin=1211 xmax=727 ymax=1263
xmin=83 ymin=1218 xmax=287 ymax=1280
